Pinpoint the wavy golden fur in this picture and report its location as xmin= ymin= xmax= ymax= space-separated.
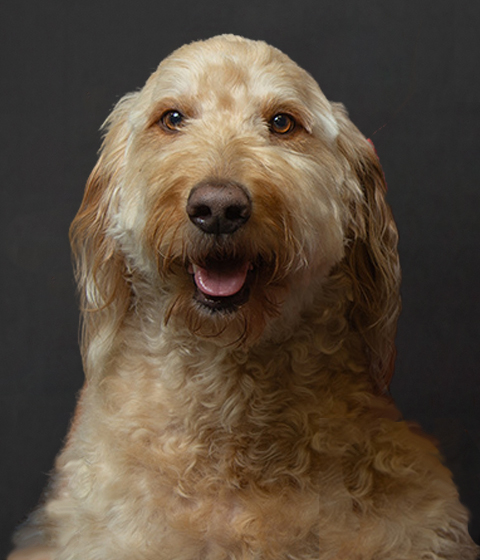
xmin=9 ymin=35 xmax=477 ymax=560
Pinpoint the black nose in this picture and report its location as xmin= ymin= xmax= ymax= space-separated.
xmin=186 ymin=183 xmax=251 ymax=234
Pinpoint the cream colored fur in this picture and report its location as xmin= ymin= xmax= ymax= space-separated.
xmin=9 ymin=35 xmax=478 ymax=560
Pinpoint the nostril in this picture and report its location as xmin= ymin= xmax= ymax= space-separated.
xmin=190 ymin=204 xmax=212 ymax=219
xmin=225 ymin=204 xmax=249 ymax=222
xmin=188 ymin=203 xmax=213 ymax=232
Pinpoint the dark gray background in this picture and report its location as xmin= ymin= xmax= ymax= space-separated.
xmin=1 ymin=0 xmax=479 ymax=556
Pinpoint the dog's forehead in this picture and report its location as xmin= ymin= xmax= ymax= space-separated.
xmin=145 ymin=36 xmax=332 ymax=118
xmin=127 ymin=36 xmax=339 ymax=139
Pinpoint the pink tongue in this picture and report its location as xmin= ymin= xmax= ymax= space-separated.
xmin=193 ymin=262 xmax=250 ymax=297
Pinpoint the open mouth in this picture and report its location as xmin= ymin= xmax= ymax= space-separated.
xmin=188 ymin=258 xmax=253 ymax=311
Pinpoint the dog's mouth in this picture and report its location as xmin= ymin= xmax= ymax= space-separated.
xmin=188 ymin=257 xmax=254 ymax=311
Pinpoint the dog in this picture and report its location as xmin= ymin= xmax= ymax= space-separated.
xmin=9 ymin=35 xmax=478 ymax=560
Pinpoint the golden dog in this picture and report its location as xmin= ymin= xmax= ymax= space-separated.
xmin=9 ymin=35 xmax=478 ymax=560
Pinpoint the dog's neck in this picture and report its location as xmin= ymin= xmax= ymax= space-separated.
xmin=117 ymin=278 xmax=371 ymax=399
xmin=74 ymin=278 xmax=382 ymax=497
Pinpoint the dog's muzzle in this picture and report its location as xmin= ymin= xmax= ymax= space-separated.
xmin=186 ymin=182 xmax=253 ymax=311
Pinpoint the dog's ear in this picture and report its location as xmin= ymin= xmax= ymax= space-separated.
xmin=69 ymin=94 xmax=137 ymax=379
xmin=332 ymin=103 xmax=401 ymax=394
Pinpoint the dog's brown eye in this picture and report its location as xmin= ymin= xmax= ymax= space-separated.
xmin=270 ymin=113 xmax=296 ymax=135
xmin=160 ymin=110 xmax=185 ymax=131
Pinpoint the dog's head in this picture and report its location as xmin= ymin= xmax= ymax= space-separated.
xmin=71 ymin=35 xmax=400 ymax=391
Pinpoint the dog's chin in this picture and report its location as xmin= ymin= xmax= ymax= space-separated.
xmin=163 ymin=255 xmax=283 ymax=345
xmin=193 ymin=284 xmax=250 ymax=312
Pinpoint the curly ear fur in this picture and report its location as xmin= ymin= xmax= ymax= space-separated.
xmin=333 ymin=103 xmax=401 ymax=393
xmin=69 ymin=94 xmax=137 ymax=378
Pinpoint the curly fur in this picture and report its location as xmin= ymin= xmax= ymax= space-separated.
xmin=9 ymin=35 xmax=478 ymax=560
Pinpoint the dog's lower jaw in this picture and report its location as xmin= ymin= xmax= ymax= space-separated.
xmin=159 ymin=259 xmax=329 ymax=351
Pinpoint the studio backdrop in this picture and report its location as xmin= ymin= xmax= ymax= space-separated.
xmin=1 ymin=0 xmax=479 ymax=556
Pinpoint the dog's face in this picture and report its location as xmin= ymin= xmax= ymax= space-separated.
xmin=72 ymin=35 xmax=397 ymax=363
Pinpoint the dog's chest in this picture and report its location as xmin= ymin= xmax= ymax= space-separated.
xmin=145 ymin=483 xmax=323 ymax=559
xmin=73 ymin=345 xmax=363 ymax=557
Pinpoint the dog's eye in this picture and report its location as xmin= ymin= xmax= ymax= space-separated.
xmin=159 ymin=110 xmax=185 ymax=131
xmin=269 ymin=113 xmax=296 ymax=135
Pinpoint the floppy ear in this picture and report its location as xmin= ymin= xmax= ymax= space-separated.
xmin=69 ymin=94 xmax=137 ymax=379
xmin=333 ymin=103 xmax=401 ymax=394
